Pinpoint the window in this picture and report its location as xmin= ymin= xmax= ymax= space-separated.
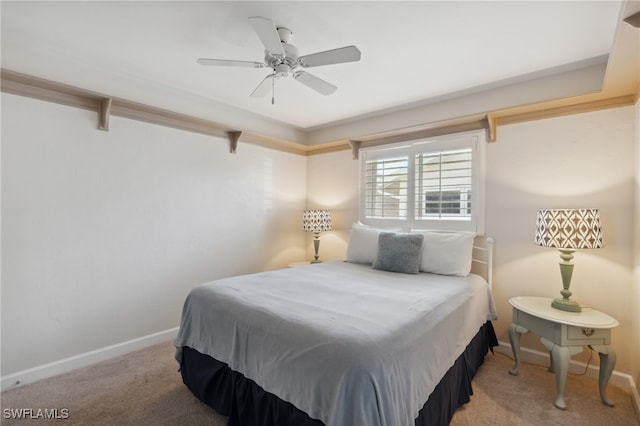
xmin=360 ymin=130 xmax=486 ymax=233
xmin=364 ymin=156 xmax=408 ymax=219
xmin=417 ymin=149 xmax=472 ymax=220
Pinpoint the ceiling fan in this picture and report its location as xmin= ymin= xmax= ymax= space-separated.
xmin=197 ymin=16 xmax=361 ymax=103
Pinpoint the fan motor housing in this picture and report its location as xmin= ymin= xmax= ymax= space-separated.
xmin=265 ymin=42 xmax=298 ymax=70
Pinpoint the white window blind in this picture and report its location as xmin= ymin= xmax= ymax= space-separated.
xmin=364 ymin=156 xmax=408 ymax=219
xmin=360 ymin=130 xmax=485 ymax=232
xmin=415 ymin=148 xmax=472 ymax=220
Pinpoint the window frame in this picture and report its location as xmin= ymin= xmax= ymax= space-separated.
xmin=359 ymin=129 xmax=486 ymax=233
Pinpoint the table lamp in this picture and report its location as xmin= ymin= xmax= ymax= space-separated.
xmin=534 ymin=208 xmax=603 ymax=312
xmin=302 ymin=209 xmax=332 ymax=263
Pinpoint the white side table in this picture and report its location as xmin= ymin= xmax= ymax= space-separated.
xmin=508 ymin=296 xmax=619 ymax=410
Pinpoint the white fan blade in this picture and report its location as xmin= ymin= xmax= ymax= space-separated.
xmin=248 ymin=16 xmax=285 ymax=56
xmin=250 ymin=74 xmax=275 ymax=97
xmin=293 ymin=71 xmax=337 ymax=95
xmin=297 ymin=46 xmax=361 ymax=68
xmin=197 ymin=58 xmax=266 ymax=68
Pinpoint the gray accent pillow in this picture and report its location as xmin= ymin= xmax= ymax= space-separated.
xmin=372 ymin=232 xmax=424 ymax=274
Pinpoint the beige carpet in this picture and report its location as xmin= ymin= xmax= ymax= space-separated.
xmin=1 ymin=341 xmax=638 ymax=425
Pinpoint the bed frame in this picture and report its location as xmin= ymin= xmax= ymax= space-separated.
xmin=471 ymin=235 xmax=494 ymax=288
xmin=178 ymin=235 xmax=497 ymax=426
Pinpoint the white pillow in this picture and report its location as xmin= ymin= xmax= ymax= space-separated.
xmin=411 ymin=230 xmax=476 ymax=276
xmin=346 ymin=223 xmax=401 ymax=264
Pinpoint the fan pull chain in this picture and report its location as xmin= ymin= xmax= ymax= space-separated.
xmin=271 ymin=73 xmax=275 ymax=105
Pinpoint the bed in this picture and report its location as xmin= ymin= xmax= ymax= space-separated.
xmin=175 ymin=226 xmax=498 ymax=426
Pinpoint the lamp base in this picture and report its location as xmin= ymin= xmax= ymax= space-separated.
xmin=311 ymin=233 xmax=321 ymax=264
xmin=551 ymin=297 xmax=582 ymax=313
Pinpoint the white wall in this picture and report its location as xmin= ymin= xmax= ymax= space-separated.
xmin=304 ymin=150 xmax=359 ymax=262
xmin=307 ymin=106 xmax=638 ymax=375
xmin=487 ymin=107 xmax=636 ymax=373
xmin=2 ymin=91 xmax=637 ymax=387
xmin=1 ymin=93 xmax=307 ymax=376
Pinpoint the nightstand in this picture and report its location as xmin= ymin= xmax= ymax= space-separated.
xmin=508 ymin=296 xmax=619 ymax=410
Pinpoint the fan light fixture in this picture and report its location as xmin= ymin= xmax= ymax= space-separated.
xmin=534 ymin=209 xmax=603 ymax=312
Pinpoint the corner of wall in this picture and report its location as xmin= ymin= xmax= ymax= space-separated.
xmin=633 ymin=97 xmax=640 ymax=391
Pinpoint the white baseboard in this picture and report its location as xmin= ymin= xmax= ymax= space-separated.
xmin=1 ymin=327 xmax=179 ymax=392
xmin=494 ymin=340 xmax=640 ymax=418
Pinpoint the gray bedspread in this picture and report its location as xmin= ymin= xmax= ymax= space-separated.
xmin=174 ymin=261 xmax=497 ymax=426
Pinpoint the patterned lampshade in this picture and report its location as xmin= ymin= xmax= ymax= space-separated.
xmin=534 ymin=209 xmax=603 ymax=249
xmin=302 ymin=210 xmax=333 ymax=233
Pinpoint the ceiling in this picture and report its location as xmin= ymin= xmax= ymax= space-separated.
xmin=1 ymin=1 xmax=638 ymax=146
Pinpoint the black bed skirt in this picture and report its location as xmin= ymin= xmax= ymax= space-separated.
xmin=179 ymin=321 xmax=498 ymax=426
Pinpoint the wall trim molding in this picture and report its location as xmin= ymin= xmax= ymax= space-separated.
xmin=494 ymin=95 xmax=636 ymax=127
xmin=494 ymin=340 xmax=640 ymax=419
xmin=306 ymin=115 xmax=492 ymax=156
xmin=305 ymin=141 xmax=351 ymax=156
xmin=0 ymin=327 xmax=179 ymax=392
xmin=0 ymin=69 xmax=307 ymax=155
xmin=2 ymin=69 xmax=636 ymax=158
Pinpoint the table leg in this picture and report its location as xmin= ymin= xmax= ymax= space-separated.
xmin=590 ymin=345 xmax=616 ymax=407
xmin=550 ymin=345 xmax=570 ymax=409
xmin=541 ymin=338 xmax=583 ymax=410
xmin=508 ymin=323 xmax=528 ymax=375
